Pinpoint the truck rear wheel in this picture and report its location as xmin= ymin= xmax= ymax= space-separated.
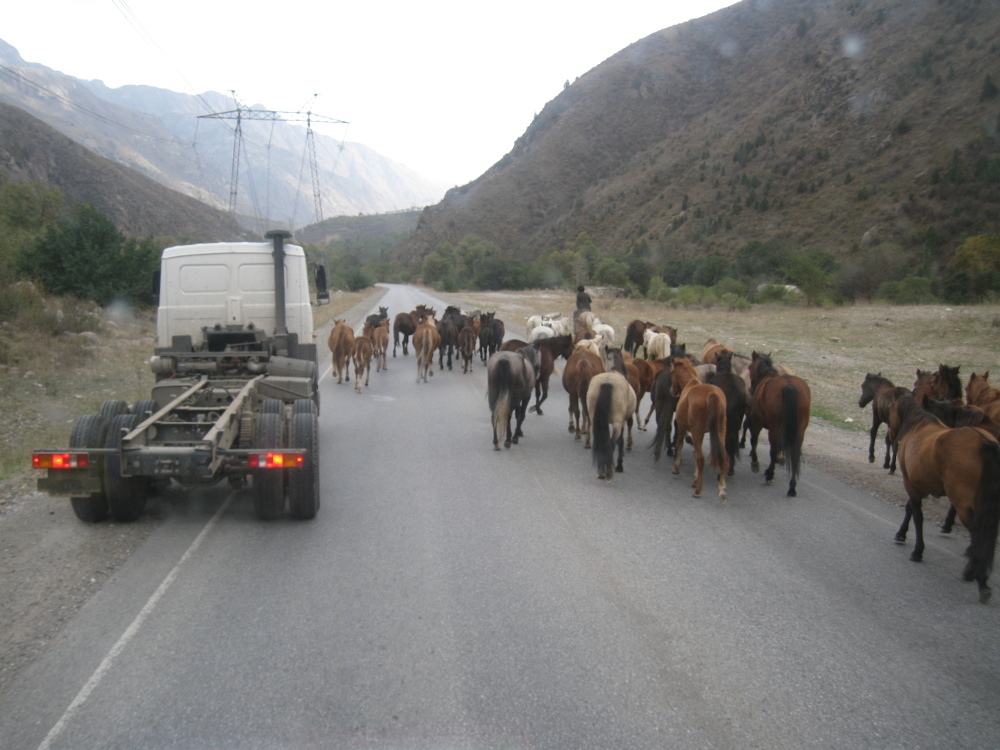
xmin=292 ymin=398 xmax=316 ymax=416
xmin=104 ymin=413 xmax=150 ymax=522
xmin=132 ymin=399 xmax=159 ymax=421
xmin=288 ymin=412 xmax=319 ymax=520
xmin=69 ymin=414 xmax=109 ymax=522
xmin=262 ymin=398 xmax=284 ymax=415
xmin=99 ymin=399 xmax=130 ymax=421
xmin=252 ymin=412 xmax=286 ymax=520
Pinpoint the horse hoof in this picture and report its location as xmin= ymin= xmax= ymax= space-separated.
xmin=894 ymin=533 xmax=906 ymax=544
xmin=869 ymin=456 xmax=875 ymax=464
xmin=504 ymin=441 xmax=512 ymax=449
xmin=692 ymin=491 xmax=701 ymax=498
xmin=616 ymin=466 xmax=623 ymax=473
xmin=529 ymin=407 xmax=537 ymax=413
xmin=910 ymin=552 xmax=922 ymax=562
xmin=787 ymin=488 xmax=797 ymax=497
xmin=493 ymin=445 xmax=500 ymax=451
xmin=980 ymin=588 xmax=992 ymax=604
xmin=672 ymin=468 xmax=680 ymax=475
xmin=751 ymin=462 xmax=759 ymax=473
xmin=719 ymin=493 xmax=728 ymax=504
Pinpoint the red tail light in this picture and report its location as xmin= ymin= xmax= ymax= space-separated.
xmin=249 ymin=452 xmax=304 ymax=469
xmin=33 ymin=453 xmax=89 ymax=470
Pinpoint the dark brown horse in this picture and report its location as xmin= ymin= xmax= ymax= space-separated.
xmin=671 ymin=357 xmax=729 ymax=500
xmin=708 ymin=350 xmax=748 ymax=476
xmin=487 ymin=348 xmax=538 ymax=449
xmin=857 ymin=373 xmax=910 ymax=473
xmin=458 ymin=325 xmax=478 ymax=374
xmin=890 ymin=392 xmax=1000 ymax=603
xmin=748 ymin=352 xmax=811 ymax=497
xmin=392 ymin=305 xmax=432 ymax=357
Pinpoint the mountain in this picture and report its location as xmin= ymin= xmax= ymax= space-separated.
xmin=0 ymin=100 xmax=235 ymax=240
xmin=396 ymin=0 xmax=1000 ymax=266
xmin=0 ymin=39 xmax=449 ymax=228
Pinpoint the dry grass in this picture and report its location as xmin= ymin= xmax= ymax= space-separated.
xmin=433 ymin=288 xmax=1000 ymax=434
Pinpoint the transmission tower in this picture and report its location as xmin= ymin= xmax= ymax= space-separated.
xmin=199 ymin=102 xmax=348 ymax=224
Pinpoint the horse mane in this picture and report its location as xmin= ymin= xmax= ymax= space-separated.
xmin=922 ymin=395 xmax=1000 ymax=435
xmin=864 ymin=372 xmax=894 ymax=390
xmin=894 ymin=393 xmax=944 ymax=439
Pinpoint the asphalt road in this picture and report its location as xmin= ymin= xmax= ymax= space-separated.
xmin=2 ymin=284 xmax=998 ymax=749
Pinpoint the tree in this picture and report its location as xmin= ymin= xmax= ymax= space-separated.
xmin=22 ymin=204 xmax=160 ymax=306
xmin=782 ymin=253 xmax=829 ymax=306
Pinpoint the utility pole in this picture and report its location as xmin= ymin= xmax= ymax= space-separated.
xmin=199 ymin=102 xmax=348 ymax=225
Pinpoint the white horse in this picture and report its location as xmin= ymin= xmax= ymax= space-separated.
xmin=593 ymin=322 xmax=616 ymax=348
xmin=525 ymin=315 xmax=543 ymax=338
xmin=528 ymin=325 xmax=556 ymax=343
xmin=644 ymin=331 xmax=672 ymax=361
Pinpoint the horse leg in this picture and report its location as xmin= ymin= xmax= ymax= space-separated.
xmin=642 ymin=400 xmax=656 ymax=429
xmin=626 ymin=415 xmax=633 ymax=451
xmin=691 ymin=428 xmax=705 ymax=498
xmin=615 ymin=428 xmax=626 ymax=473
xmin=748 ymin=420 xmax=762 ymax=473
xmin=941 ymin=504 xmax=957 ymax=533
xmin=512 ymin=397 xmax=528 ymax=444
xmin=868 ymin=420 xmax=879 ymax=464
xmin=672 ymin=427 xmax=685 ymax=476
xmin=763 ymin=429 xmax=779 ymax=484
xmin=908 ymin=496 xmax=925 ymax=562
xmin=583 ymin=404 xmax=592 ymax=449
xmin=889 ymin=437 xmax=899 ymax=475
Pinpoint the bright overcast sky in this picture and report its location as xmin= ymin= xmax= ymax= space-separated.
xmin=5 ymin=0 xmax=739 ymax=187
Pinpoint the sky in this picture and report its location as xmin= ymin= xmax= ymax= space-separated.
xmin=4 ymin=0 xmax=739 ymax=187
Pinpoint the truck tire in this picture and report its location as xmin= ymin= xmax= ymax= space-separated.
xmin=252 ymin=412 xmax=286 ymax=520
xmin=98 ymin=399 xmax=130 ymax=421
xmin=104 ymin=413 xmax=149 ymax=522
xmin=132 ymin=399 xmax=159 ymax=421
xmin=68 ymin=414 xmax=109 ymax=522
xmin=292 ymin=398 xmax=316 ymax=416
xmin=262 ymin=398 xmax=284 ymax=415
xmin=288 ymin=412 xmax=319 ymax=520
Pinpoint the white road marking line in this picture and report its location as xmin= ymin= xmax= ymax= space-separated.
xmin=37 ymin=493 xmax=235 ymax=750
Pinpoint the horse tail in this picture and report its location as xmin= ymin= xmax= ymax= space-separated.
xmin=708 ymin=392 xmax=727 ymax=473
xmin=963 ymin=440 xmax=1000 ymax=591
xmin=491 ymin=358 xmax=513 ymax=437
xmin=781 ymin=383 xmax=802 ymax=481
xmin=624 ymin=324 xmax=636 ymax=356
xmin=592 ymin=382 xmax=614 ymax=476
xmin=723 ymin=382 xmax=742 ymax=466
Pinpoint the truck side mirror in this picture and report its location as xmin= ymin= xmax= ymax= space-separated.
xmin=315 ymin=265 xmax=330 ymax=306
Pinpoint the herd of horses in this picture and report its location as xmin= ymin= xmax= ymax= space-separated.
xmin=858 ymin=363 xmax=1000 ymax=603
xmin=330 ymin=300 xmax=1000 ymax=603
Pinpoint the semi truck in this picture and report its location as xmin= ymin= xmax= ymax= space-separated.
xmin=32 ymin=230 xmax=327 ymax=521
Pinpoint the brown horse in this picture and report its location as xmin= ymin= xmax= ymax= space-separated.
xmin=328 ymin=319 xmax=354 ymax=384
xmin=670 ymin=357 xmax=729 ymax=500
xmin=562 ymin=350 xmax=604 ymax=446
xmin=700 ymin=338 xmax=734 ymax=366
xmin=967 ymin=371 xmax=1000 ymax=423
xmin=890 ymin=392 xmax=1000 ymax=603
xmin=351 ymin=335 xmax=373 ymax=392
xmin=623 ymin=320 xmax=650 ymax=358
xmin=748 ymin=352 xmax=811 ymax=497
xmin=392 ymin=310 xmax=417 ymax=357
xmin=412 ymin=315 xmax=441 ymax=383
xmin=857 ymin=373 xmax=910 ymax=472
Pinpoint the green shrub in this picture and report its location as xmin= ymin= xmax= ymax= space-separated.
xmin=876 ymin=276 xmax=937 ymax=304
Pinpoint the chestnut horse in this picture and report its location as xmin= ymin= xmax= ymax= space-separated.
xmin=458 ymin=325 xmax=478 ymax=374
xmin=670 ymin=357 xmax=729 ymax=500
xmin=967 ymin=371 xmax=1000 ymax=423
xmin=372 ymin=319 xmax=390 ymax=372
xmin=412 ymin=315 xmax=441 ymax=383
xmin=699 ymin=338 xmax=734 ymax=366
xmin=890 ymin=392 xmax=1000 ymax=603
xmin=327 ymin=319 xmax=354 ymax=384
xmin=562 ymin=349 xmax=604 ymax=446
xmin=351 ymin=334 xmax=373 ymax=392
xmin=857 ymin=373 xmax=910 ymax=473
xmin=748 ymin=352 xmax=811 ymax=497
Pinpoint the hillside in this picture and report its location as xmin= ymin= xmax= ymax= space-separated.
xmin=296 ymin=210 xmax=421 ymax=250
xmin=0 ymin=39 xmax=448 ymax=226
xmin=397 ymin=0 xmax=1000 ymax=266
xmin=0 ymin=101 xmax=235 ymax=240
